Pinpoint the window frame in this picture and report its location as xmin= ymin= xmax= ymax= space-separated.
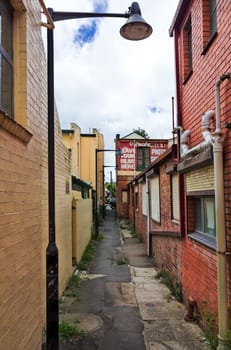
xmin=0 ymin=1 xmax=30 ymax=142
xmin=209 ymin=0 xmax=217 ymax=38
xmin=201 ymin=0 xmax=217 ymax=55
xmin=150 ymin=175 xmax=160 ymax=223
xmin=142 ymin=182 xmax=147 ymax=216
xmin=171 ymin=173 xmax=180 ymax=221
xmin=187 ymin=193 xmax=216 ymax=249
xmin=183 ymin=15 xmax=193 ymax=84
xmin=194 ymin=196 xmax=216 ymax=238
xmin=0 ymin=0 xmax=14 ymax=117
xmin=135 ymin=185 xmax=138 ymax=211
xmin=136 ymin=147 xmax=150 ymax=171
xmin=122 ymin=190 xmax=128 ymax=204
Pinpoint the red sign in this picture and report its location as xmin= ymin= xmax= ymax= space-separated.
xmin=116 ymin=140 xmax=168 ymax=171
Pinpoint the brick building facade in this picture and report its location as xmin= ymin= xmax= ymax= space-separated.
xmin=0 ymin=1 xmax=72 ymax=348
xmin=115 ymin=132 xmax=168 ymax=219
xmin=123 ymin=0 xmax=231 ymax=345
xmin=127 ymin=145 xmax=182 ymax=281
xmin=170 ymin=0 xmax=231 ymax=344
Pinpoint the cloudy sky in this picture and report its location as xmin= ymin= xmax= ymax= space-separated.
xmin=42 ymin=0 xmax=179 ymax=180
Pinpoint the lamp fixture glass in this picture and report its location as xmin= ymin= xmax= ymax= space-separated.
xmin=120 ymin=2 xmax=152 ymax=41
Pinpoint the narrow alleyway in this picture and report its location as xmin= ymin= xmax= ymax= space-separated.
xmin=58 ymin=210 xmax=211 ymax=350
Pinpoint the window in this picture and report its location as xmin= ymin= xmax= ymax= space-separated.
xmin=142 ymin=183 xmax=147 ymax=216
xmin=202 ymin=0 xmax=217 ymax=53
xmin=0 ymin=0 xmax=13 ymax=117
xmin=135 ymin=185 xmax=138 ymax=210
xmin=122 ymin=190 xmax=127 ymax=203
xmin=183 ymin=15 xmax=192 ymax=82
xmin=194 ymin=196 xmax=215 ymax=237
xmin=209 ymin=0 xmax=217 ymax=38
xmin=151 ymin=176 xmax=160 ymax=222
xmin=137 ymin=147 xmax=150 ymax=170
xmin=171 ymin=174 xmax=179 ymax=221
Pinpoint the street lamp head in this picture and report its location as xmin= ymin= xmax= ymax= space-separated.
xmin=120 ymin=2 xmax=152 ymax=41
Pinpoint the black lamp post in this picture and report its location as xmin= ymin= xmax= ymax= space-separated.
xmin=46 ymin=3 xmax=152 ymax=349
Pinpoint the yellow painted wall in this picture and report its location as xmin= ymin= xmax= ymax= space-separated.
xmin=80 ymin=129 xmax=104 ymax=203
xmin=80 ymin=135 xmax=97 ymax=186
xmin=62 ymin=123 xmax=81 ymax=178
xmin=0 ymin=1 xmax=72 ymax=349
xmin=72 ymin=197 xmax=93 ymax=263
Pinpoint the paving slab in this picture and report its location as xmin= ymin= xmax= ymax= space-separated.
xmin=148 ymin=340 xmax=197 ymax=350
xmin=143 ymin=319 xmax=176 ymax=341
xmin=131 ymin=266 xmax=157 ymax=277
xmin=135 ymin=287 xmax=170 ymax=303
xmin=139 ymin=302 xmax=171 ymax=320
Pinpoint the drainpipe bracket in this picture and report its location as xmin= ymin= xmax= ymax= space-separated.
xmin=216 ymin=250 xmax=231 ymax=256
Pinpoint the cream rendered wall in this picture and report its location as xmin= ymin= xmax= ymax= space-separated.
xmin=55 ymin=121 xmax=72 ymax=296
xmin=72 ymin=197 xmax=93 ymax=263
xmin=0 ymin=2 xmax=45 ymax=349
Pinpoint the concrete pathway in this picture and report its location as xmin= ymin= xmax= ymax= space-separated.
xmin=58 ymin=210 xmax=211 ymax=350
xmin=120 ymin=221 xmax=211 ymax=350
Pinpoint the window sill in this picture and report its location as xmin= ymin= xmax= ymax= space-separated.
xmin=0 ymin=110 xmax=32 ymax=144
xmin=201 ymin=32 xmax=217 ymax=56
xmin=151 ymin=218 xmax=161 ymax=224
xmin=171 ymin=219 xmax=180 ymax=225
xmin=150 ymin=230 xmax=181 ymax=238
xmin=188 ymin=232 xmax=216 ymax=251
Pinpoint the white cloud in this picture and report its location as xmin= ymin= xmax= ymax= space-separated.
xmin=42 ymin=0 xmax=179 ymax=180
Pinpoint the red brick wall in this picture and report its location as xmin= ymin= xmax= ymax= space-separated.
xmin=182 ymin=238 xmax=218 ymax=315
xmin=117 ymin=175 xmax=134 ymax=219
xmin=134 ymin=183 xmax=147 ymax=241
xmin=150 ymin=166 xmax=180 ymax=233
xmin=175 ymin=0 xmax=231 ymax=317
xmin=149 ymin=164 xmax=181 ymax=282
xmin=151 ymin=235 xmax=182 ymax=283
xmin=129 ymin=159 xmax=182 ymax=282
xmin=128 ymin=184 xmax=135 ymax=224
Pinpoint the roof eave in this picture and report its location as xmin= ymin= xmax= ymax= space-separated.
xmin=169 ymin=0 xmax=191 ymax=37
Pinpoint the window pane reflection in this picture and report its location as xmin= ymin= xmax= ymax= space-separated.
xmin=0 ymin=54 xmax=13 ymax=115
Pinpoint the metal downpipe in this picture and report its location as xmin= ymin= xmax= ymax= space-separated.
xmin=214 ymin=73 xmax=230 ymax=350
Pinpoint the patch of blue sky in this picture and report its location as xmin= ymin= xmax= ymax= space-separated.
xmin=74 ymin=20 xmax=98 ymax=47
xmin=149 ymin=106 xmax=162 ymax=113
xmin=93 ymin=0 xmax=108 ymax=12
xmin=73 ymin=0 xmax=108 ymax=47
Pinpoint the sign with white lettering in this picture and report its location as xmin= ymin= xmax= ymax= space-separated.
xmin=116 ymin=139 xmax=168 ymax=171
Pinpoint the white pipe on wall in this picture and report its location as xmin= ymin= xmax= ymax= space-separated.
xmin=146 ymin=173 xmax=150 ymax=256
xmin=180 ymin=110 xmax=214 ymax=159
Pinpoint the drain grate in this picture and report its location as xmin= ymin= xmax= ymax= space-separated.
xmin=60 ymin=313 xmax=103 ymax=333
